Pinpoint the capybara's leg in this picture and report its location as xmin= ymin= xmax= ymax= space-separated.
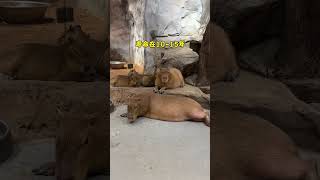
xmin=32 ymin=161 xmax=56 ymax=176
xmin=189 ymin=109 xmax=210 ymax=126
xmin=127 ymin=113 xmax=138 ymax=123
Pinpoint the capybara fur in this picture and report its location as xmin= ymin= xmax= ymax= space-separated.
xmin=112 ymin=75 xmax=131 ymax=87
xmin=128 ymin=69 xmax=155 ymax=87
xmin=127 ymin=92 xmax=209 ymax=126
xmin=213 ymin=103 xmax=312 ymax=180
xmin=0 ymin=25 xmax=106 ymax=81
xmin=198 ymin=21 xmax=239 ymax=85
xmin=112 ymin=69 xmax=155 ymax=87
xmin=154 ymin=67 xmax=185 ymax=94
xmin=33 ymin=100 xmax=109 ymax=180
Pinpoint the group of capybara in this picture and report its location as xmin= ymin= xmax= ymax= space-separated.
xmin=0 ymin=16 xmax=315 ymax=180
xmin=110 ymin=20 xmax=317 ymax=180
xmin=112 ymin=57 xmax=210 ymax=127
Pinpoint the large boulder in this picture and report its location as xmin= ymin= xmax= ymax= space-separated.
xmin=238 ymin=38 xmax=280 ymax=77
xmin=213 ymin=70 xmax=320 ymax=151
xmin=158 ymin=48 xmax=199 ymax=77
xmin=283 ymin=79 xmax=320 ymax=104
xmin=213 ymin=0 xmax=283 ymax=49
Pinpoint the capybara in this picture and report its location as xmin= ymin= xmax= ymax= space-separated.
xmin=0 ymin=25 xmax=106 ymax=81
xmin=33 ymin=100 xmax=109 ymax=180
xmin=128 ymin=69 xmax=155 ymax=87
xmin=198 ymin=21 xmax=239 ymax=85
xmin=213 ymin=103 xmax=312 ymax=180
xmin=127 ymin=92 xmax=209 ymax=126
xmin=154 ymin=67 xmax=185 ymax=94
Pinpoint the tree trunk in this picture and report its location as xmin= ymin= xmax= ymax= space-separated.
xmin=280 ymin=0 xmax=320 ymax=78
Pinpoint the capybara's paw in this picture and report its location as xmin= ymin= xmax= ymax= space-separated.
xmin=128 ymin=118 xmax=136 ymax=123
xmin=204 ymin=116 xmax=210 ymax=127
xmin=153 ymin=87 xmax=159 ymax=93
xmin=32 ymin=162 xmax=56 ymax=176
xmin=120 ymin=113 xmax=128 ymax=117
xmin=159 ymin=89 xmax=165 ymax=94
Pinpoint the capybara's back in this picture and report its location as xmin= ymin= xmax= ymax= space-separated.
xmin=200 ymin=22 xmax=239 ymax=84
xmin=213 ymin=103 xmax=310 ymax=180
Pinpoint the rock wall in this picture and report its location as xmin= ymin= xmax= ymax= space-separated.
xmin=128 ymin=0 xmax=145 ymax=67
xmin=144 ymin=0 xmax=209 ymax=74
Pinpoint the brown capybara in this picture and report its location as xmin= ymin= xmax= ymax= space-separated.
xmin=128 ymin=69 xmax=155 ymax=87
xmin=127 ymin=92 xmax=209 ymax=126
xmin=197 ymin=21 xmax=239 ymax=85
xmin=154 ymin=67 xmax=185 ymax=94
xmin=33 ymin=100 xmax=109 ymax=180
xmin=112 ymin=74 xmax=131 ymax=87
xmin=0 ymin=25 xmax=106 ymax=81
xmin=112 ymin=69 xmax=155 ymax=87
xmin=213 ymin=103 xmax=312 ymax=180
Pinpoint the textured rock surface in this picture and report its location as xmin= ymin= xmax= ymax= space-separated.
xmin=283 ymin=79 xmax=320 ymax=104
xmin=157 ymin=47 xmax=199 ymax=77
xmin=110 ymin=0 xmax=131 ymax=60
xmin=238 ymin=38 xmax=280 ymax=77
xmin=213 ymin=0 xmax=282 ymax=49
xmin=145 ymin=0 xmax=209 ymax=40
xmin=213 ymin=71 xmax=320 ymax=151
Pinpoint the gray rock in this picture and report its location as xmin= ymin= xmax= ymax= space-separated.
xmin=283 ymin=79 xmax=320 ymax=104
xmin=238 ymin=38 xmax=280 ymax=77
xmin=185 ymin=74 xmax=198 ymax=86
xmin=158 ymin=48 xmax=199 ymax=77
xmin=213 ymin=0 xmax=283 ymax=49
xmin=310 ymin=103 xmax=320 ymax=112
xmin=213 ymin=70 xmax=320 ymax=151
xmin=164 ymin=84 xmax=210 ymax=109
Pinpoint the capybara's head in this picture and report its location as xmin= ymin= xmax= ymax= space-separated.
xmin=127 ymin=96 xmax=149 ymax=122
xmin=55 ymin=101 xmax=107 ymax=180
xmin=157 ymin=68 xmax=171 ymax=83
xmin=58 ymin=25 xmax=90 ymax=46
xmin=128 ymin=69 xmax=140 ymax=86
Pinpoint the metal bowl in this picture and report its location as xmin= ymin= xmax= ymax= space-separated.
xmin=0 ymin=120 xmax=13 ymax=163
xmin=110 ymin=61 xmax=126 ymax=69
xmin=0 ymin=1 xmax=50 ymax=24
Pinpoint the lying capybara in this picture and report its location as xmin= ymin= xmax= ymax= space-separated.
xmin=197 ymin=21 xmax=239 ymax=85
xmin=127 ymin=92 xmax=209 ymax=126
xmin=154 ymin=67 xmax=185 ymax=94
xmin=128 ymin=69 xmax=155 ymax=87
xmin=213 ymin=103 xmax=312 ymax=180
xmin=0 ymin=25 xmax=106 ymax=81
xmin=112 ymin=69 xmax=155 ymax=87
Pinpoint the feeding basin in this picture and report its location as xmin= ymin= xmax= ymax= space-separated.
xmin=0 ymin=1 xmax=50 ymax=24
xmin=110 ymin=61 xmax=126 ymax=69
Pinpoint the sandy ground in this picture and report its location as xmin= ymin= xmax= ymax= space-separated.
xmin=110 ymin=105 xmax=210 ymax=180
xmin=0 ymin=139 xmax=107 ymax=180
